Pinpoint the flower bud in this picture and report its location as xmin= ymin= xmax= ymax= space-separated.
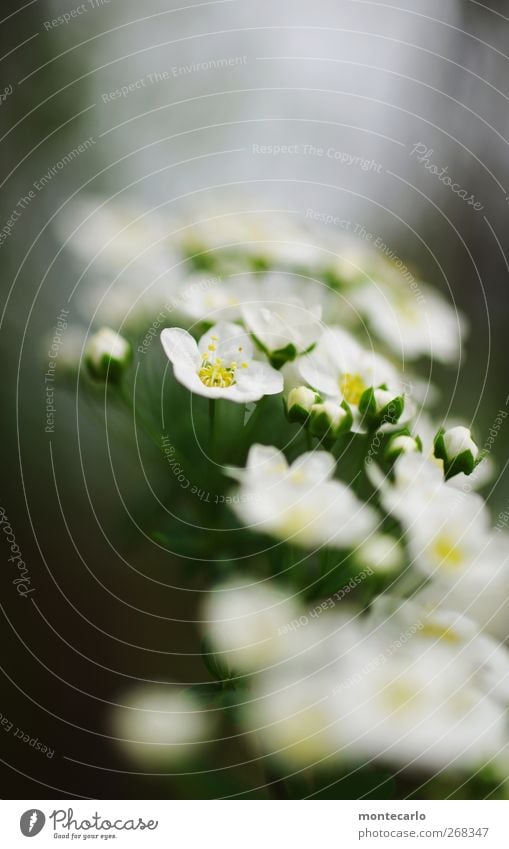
xmin=434 ymin=425 xmax=479 ymax=479
xmin=85 ymin=327 xmax=131 ymax=383
xmin=309 ymin=400 xmax=353 ymax=440
xmin=286 ymin=386 xmax=321 ymax=423
xmin=358 ymin=385 xmax=405 ymax=430
xmin=385 ymin=433 xmax=422 ymax=462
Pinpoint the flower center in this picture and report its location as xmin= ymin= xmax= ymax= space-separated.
xmin=420 ymin=622 xmax=460 ymax=644
xmin=383 ymin=682 xmax=418 ymax=713
xmin=432 ymin=535 xmax=464 ymax=569
xmin=339 ymin=372 xmax=366 ymax=405
xmin=198 ymin=359 xmax=237 ymax=387
xmin=198 ymin=337 xmax=248 ymax=388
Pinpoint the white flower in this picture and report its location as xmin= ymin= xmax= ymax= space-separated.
xmin=228 ymin=445 xmax=378 ymax=549
xmin=111 ymin=687 xmax=212 ymax=766
xmin=244 ymin=666 xmax=344 ymax=769
xmin=181 ymin=208 xmax=324 ymax=270
xmin=369 ymin=595 xmax=509 ymax=707
xmin=85 ymin=327 xmax=131 ymax=382
xmin=405 ymin=487 xmax=492 ymax=582
xmin=240 ymin=274 xmax=324 ymax=365
xmin=160 ymin=321 xmax=283 ymax=402
xmin=56 ymin=194 xmax=173 ymax=273
xmin=354 ymin=534 xmax=404 ymax=574
xmin=416 ymin=534 xmax=509 ymax=643
xmin=335 ymin=641 xmax=505 ymax=772
xmin=298 ymin=327 xmax=408 ymax=431
xmin=350 ymin=279 xmax=466 ymax=363
xmin=173 ymin=274 xmax=254 ymax=324
xmin=202 ymin=578 xmax=302 ymax=672
xmin=372 ymin=452 xmax=448 ymax=526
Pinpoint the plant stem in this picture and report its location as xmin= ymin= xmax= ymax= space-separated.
xmin=209 ymin=398 xmax=217 ymax=462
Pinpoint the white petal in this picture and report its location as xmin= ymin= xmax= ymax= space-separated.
xmin=247 ymin=444 xmax=288 ymax=474
xmin=236 ymin=361 xmax=284 ymax=396
xmin=291 ymin=451 xmax=336 ymax=483
xmin=199 ymin=321 xmax=253 ymax=361
xmin=161 ymin=327 xmax=200 ymax=369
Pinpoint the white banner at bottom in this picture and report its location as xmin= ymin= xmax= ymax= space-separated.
xmin=2 ymin=799 xmax=507 ymax=848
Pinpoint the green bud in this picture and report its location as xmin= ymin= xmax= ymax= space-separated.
xmin=359 ymin=386 xmax=405 ymax=431
xmin=85 ymin=327 xmax=131 ymax=384
xmin=434 ymin=426 xmax=479 ymax=479
xmin=286 ymin=386 xmax=322 ymax=423
xmin=385 ymin=432 xmax=422 ymax=462
xmin=309 ymin=400 xmax=353 ymax=440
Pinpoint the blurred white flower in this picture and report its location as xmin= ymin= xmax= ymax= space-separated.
xmin=56 ymin=194 xmax=174 ymax=273
xmin=202 ymin=578 xmax=302 ymax=673
xmin=372 ymin=452 xmax=447 ymax=526
xmin=112 ymin=686 xmax=212 ymax=766
xmin=181 ymin=208 xmax=324 ymax=271
xmin=240 ymin=274 xmax=324 ymax=365
xmin=350 ymin=279 xmax=466 ymax=363
xmin=228 ymin=445 xmax=378 ymax=548
xmin=335 ymin=641 xmax=505 ymax=772
xmin=298 ymin=327 xmax=409 ymax=431
xmin=416 ymin=535 xmax=509 ymax=643
xmin=354 ymin=533 xmax=405 ymax=574
xmin=85 ymin=327 xmax=131 ymax=382
xmin=369 ymin=595 xmax=509 ymax=707
xmin=404 ymin=487 xmax=493 ymax=582
xmin=160 ymin=321 xmax=283 ymax=402
xmin=173 ymin=274 xmax=254 ymax=324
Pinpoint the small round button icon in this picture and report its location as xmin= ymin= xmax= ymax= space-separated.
xmin=20 ymin=810 xmax=46 ymax=837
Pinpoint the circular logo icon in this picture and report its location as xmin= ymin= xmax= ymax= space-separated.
xmin=20 ymin=810 xmax=46 ymax=837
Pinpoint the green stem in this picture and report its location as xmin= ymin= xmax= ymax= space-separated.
xmin=209 ymin=398 xmax=217 ymax=462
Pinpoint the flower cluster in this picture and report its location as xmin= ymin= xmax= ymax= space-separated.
xmin=60 ymin=198 xmax=507 ymax=798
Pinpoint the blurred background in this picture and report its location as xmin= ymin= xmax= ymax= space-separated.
xmin=1 ymin=0 xmax=508 ymax=798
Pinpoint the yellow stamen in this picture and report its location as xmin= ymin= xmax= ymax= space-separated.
xmin=339 ymin=372 xmax=366 ymax=405
xmin=198 ymin=351 xmax=237 ymax=387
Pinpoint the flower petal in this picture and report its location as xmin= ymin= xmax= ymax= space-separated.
xmin=237 ymin=361 xmax=284 ymax=397
xmin=198 ymin=321 xmax=253 ymax=361
xmin=161 ymin=327 xmax=200 ymax=369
